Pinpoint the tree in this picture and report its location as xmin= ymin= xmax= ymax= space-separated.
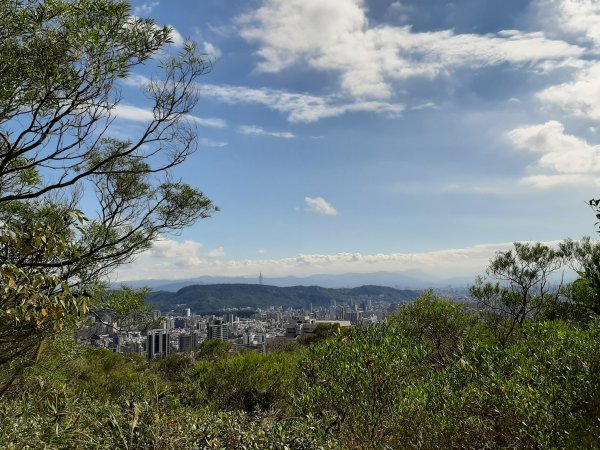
xmin=559 ymin=237 xmax=600 ymax=318
xmin=470 ymin=242 xmax=564 ymax=343
xmin=392 ymin=291 xmax=488 ymax=370
xmin=100 ymin=285 xmax=153 ymax=332
xmin=0 ymin=0 xmax=215 ymax=374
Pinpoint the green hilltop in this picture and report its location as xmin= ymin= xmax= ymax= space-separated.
xmin=147 ymin=284 xmax=420 ymax=313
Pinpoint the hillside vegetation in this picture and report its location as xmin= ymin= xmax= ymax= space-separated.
xmin=2 ymin=287 xmax=600 ymax=449
xmin=147 ymin=284 xmax=420 ymax=312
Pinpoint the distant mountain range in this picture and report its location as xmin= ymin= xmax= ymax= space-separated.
xmin=117 ymin=270 xmax=477 ymax=292
xmin=146 ymin=284 xmax=421 ymax=314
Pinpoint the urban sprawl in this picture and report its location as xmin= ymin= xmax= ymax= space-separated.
xmin=78 ymin=296 xmax=396 ymax=359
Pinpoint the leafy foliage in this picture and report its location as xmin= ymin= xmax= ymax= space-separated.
xmin=296 ymin=321 xmax=426 ymax=449
xmin=561 ymin=237 xmax=600 ymax=317
xmin=0 ymin=0 xmax=215 ymax=376
xmin=182 ymin=350 xmax=300 ymax=412
xmin=392 ymin=290 xmax=490 ymax=369
xmin=100 ymin=285 xmax=153 ymax=332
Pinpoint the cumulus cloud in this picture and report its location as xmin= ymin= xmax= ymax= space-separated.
xmin=237 ymin=0 xmax=583 ymax=99
xmin=304 ymin=196 xmax=338 ymax=216
xmin=202 ymin=41 xmax=222 ymax=59
xmin=238 ymin=125 xmax=295 ymax=139
xmin=534 ymin=0 xmax=600 ymax=47
xmin=507 ymin=120 xmax=600 ymax=188
xmin=200 ymin=84 xmax=404 ymax=123
xmin=502 ymin=0 xmax=600 ymax=190
xmin=537 ymin=61 xmax=600 ymax=121
xmin=144 ymin=239 xmax=204 ymax=266
xmin=167 ymin=26 xmax=185 ymax=47
xmin=114 ymin=239 xmax=568 ymax=281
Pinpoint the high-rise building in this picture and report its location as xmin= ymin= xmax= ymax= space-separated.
xmin=146 ymin=329 xmax=169 ymax=359
xmin=207 ymin=319 xmax=228 ymax=341
xmin=179 ymin=331 xmax=202 ymax=351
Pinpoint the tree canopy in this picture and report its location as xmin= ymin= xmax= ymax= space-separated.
xmin=0 ymin=0 xmax=215 ymax=371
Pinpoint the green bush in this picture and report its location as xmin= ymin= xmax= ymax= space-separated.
xmin=397 ymin=319 xmax=600 ymax=449
xmin=183 ymin=350 xmax=300 ymax=412
xmin=296 ymin=322 xmax=426 ymax=449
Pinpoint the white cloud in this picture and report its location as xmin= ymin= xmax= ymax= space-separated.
xmin=121 ymin=74 xmax=151 ymax=88
xmin=534 ymin=0 xmax=600 ymax=47
xmin=145 ymin=239 xmax=203 ymax=266
xmin=168 ymin=26 xmax=185 ymax=47
xmin=113 ymin=239 xmax=568 ymax=281
xmin=207 ymin=247 xmax=226 ymax=258
xmin=237 ymin=0 xmax=583 ymax=99
xmin=199 ymin=138 xmax=228 ymax=148
xmin=202 ymin=41 xmax=222 ymax=59
xmin=113 ymin=104 xmax=226 ymax=128
xmin=507 ymin=120 xmax=600 ymax=188
xmin=134 ymin=1 xmax=159 ymax=16
xmin=186 ymin=115 xmax=227 ymax=128
xmin=238 ymin=125 xmax=295 ymax=139
xmin=537 ymin=61 xmax=600 ymax=121
xmin=114 ymin=104 xmax=155 ymax=122
xmin=257 ymin=249 xmax=267 ymax=255
xmin=504 ymin=1 xmax=600 ymax=191
xmin=520 ymin=173 xmax=600 ymax=189
xmin=411 ymin=102 xmax=439 ymax=111
xmin=304 ymin=196 xmax=338 ymax=216
xmin=200 ymin=84 xmax=404 ymax=123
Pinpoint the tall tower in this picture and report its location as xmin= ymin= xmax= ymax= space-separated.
xmin=147 ymin=329 xmax=169 ymax=359
xmin=259 ymin=272 xmax=263 ymax=285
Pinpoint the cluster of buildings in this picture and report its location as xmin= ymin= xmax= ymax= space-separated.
xmin=77 ymin=295 xmax=398 ymax=359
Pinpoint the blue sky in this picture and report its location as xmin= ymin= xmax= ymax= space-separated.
xmin=112 ymin=0 xmax=600 ymax=281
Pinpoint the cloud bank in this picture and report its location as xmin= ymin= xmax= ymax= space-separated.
xmin=113 ymin=239 xmax=566 ymax=282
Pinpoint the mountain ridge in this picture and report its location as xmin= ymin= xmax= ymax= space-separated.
xmin=117 ymin=270 xmax=476 ymax=292
xmin=146 ymin=283 xmax=421 ymax=313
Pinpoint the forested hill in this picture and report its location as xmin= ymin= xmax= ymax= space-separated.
xmin=146 ymin=284 xmax=420 ymax=313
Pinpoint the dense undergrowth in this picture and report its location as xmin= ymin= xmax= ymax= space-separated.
xmin=2 ymin=293 xmax=600 ymax=449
